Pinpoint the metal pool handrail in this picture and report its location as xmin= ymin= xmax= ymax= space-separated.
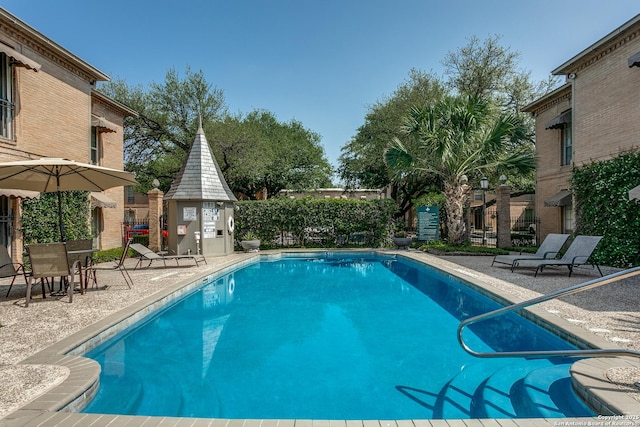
xmin=457 ymin=266 xmax=640 ymax=359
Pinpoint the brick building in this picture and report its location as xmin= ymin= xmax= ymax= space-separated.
xmin=0 ymin=7 xmax=136 ymax=259
xmin=523 ymin=13 xmax=640 ymax=240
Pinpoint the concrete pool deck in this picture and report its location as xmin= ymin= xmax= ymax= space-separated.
xmin=1 ymin=249 xmax=640 ymax=426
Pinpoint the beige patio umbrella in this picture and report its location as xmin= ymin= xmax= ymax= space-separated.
xmin=629 ymin=184 xmax=640 ymax=201
xmin=0 ymin=157 xmax=137 ymax=240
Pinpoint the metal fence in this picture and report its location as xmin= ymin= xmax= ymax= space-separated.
xmin=271 ymin=228 xmax=376 ymax=248
xmin=471 ymin=208 xmax=539 ymax=247
xmin=122 ymin=216 xmax=168 ymax=248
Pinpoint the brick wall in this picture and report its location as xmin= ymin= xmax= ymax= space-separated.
xmin=528 ymin=23 xmax=640 ymax=242
xmin=15 ymin=57 xmax=91 ymax=160
xmin=530 ymin=91 xmax=572 ymax=239
xmin=573 ymin=41 xmax=640 ymax=166
xmin=0 ymin=15 xmax=133 ymax=253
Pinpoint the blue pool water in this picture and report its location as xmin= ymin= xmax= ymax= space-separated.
xmin=82 ymin=253 xmax=594 ymax=420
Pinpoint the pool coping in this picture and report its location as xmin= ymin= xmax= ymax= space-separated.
xmin=2 ymin=249 xmax=639 ymax=427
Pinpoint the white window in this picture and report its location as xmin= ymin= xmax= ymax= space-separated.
xmin=91 ymin=208 xmax=101 ymax=249
xmin=90 ymin=126 xmax=99 ymax=164
xmin=125 ymin=186 xmax=135 ymax=204
xmin=0 ymin=53 xmax=13 ymax=139
xmin=562 ymin=205 xmax=574 ymax=234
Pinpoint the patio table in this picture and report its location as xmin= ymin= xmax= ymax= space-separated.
xmin=67 ymin=249 xmax=98 ymax=292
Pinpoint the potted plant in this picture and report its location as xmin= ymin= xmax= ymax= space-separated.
xmin=240 ymin=231 xmax=261 ymax=252
xmin=392 ymin=230 xmax=412 ymax=250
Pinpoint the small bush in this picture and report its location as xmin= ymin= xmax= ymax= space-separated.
xmin=93 ymin=247 xmax=132 ymax=264
xmin=418 ymin=241 xmax=508 ymax=255
xmin=510 ymin=233 xmax=535 ymax=247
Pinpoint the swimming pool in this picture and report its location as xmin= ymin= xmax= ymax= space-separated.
xmin=81 ymin=252 xmax=593 ymax=420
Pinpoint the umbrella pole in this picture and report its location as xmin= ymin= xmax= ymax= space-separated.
xmin=56 ymin=173 xmax=65 ymax=242
xmin=57 ymin=191 xmax=65 ymax=241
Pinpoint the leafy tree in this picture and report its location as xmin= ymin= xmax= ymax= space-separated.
xmin=442 ymin=34 xmax=559 ymax=112
xmin=100 ymin=68 xmax=332 ymax=197
xmin=100 ymin=67 xmax=227 ymax=191
xmin=340 ymin=37 xmax=555 ymax=221
xmin=246 ymin=111 xmax=333 ymax=197
xmin=385 ymin=96 xmax=534 ymax=244
xmin=209 ymin=110 xmax=333 ymax=199
xmin=338 ymin=69 xmax=446 ymax=217
xmin=442 ymin=35 xmax=558 ymax=195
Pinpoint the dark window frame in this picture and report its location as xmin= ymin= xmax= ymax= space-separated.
xmin=561 ymin=123 xmax=572 ymax=166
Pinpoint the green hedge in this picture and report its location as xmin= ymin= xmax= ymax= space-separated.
xmin=22 ymin=191 xmax=92 ymax=244
xmin=572 ymin=150 xmax=640 ymax=268
xmin=235 ymin=198 xmax=398 ymax=249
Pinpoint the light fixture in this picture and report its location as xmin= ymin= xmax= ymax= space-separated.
xmin=499 ymin=175 xmax=507 ymax=186
xmin=480 ymin=176 xmax=489 ymax=190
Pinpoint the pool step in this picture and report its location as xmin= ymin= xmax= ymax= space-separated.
xmin=436 ymin=359 xmax=594 ymax=419
xmin=435 ymin=361 xmax=501 ymax=419
xmin=520 ymin=364 xmax=593 ymax=418
xmin=477 ymin=359 xmax=550 ymax=418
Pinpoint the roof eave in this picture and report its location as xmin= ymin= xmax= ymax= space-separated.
xmin=0 ymin=7 xmax=110 ymax=82
xmin=91 ymin=90 xmax=139 ymax=118
xmin=552 ymin=13 xmax=640 ymax=75
xmin=521 ymin=83 xmax=572 ymax=113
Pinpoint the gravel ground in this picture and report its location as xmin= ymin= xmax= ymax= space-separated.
xmin=1 ymin=250 xmax=639 ymax=419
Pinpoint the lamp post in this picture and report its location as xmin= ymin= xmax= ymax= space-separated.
xmin=480 ymin=176 xmax=489 ymax=246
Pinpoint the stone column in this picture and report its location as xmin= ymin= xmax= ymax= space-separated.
xmin=147 ymin=188 xmax=164 ymax=252
xmin=495 ymin=184 xmax=511 ymax=249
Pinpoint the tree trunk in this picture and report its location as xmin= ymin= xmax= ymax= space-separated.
xmin=444 ymin=181 xmax=467 ymax=244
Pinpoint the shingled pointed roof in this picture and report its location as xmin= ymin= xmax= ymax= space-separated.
xmin=164 ymin=126 xmax=237 ymax=201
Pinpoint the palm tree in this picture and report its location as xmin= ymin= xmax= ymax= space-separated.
xmin=385 ymin=95 xmax=534 ymax=244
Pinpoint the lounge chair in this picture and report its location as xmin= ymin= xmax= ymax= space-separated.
xmin=2 ymin=244 xmax=30 ymax=297
xmin=516 ymin=235 xmax=604 ymax=277
xmin=491 ymin=233 xmax=570 ymax=272
xmin=89 ymin=238 xmax=134 ymax=289
xmin=129 ymin=243 xmax=207 ymax=269
xmin=25 ymin=242 xmax=80 ymax=307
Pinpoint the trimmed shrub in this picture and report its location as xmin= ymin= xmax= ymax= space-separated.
xmin=22 ymin=191 xmax=91 ymax=244
xmin=234 ymin=198 xmax=398 ymax=249
xmin=572 ymin=150 xmax=640 ymax=267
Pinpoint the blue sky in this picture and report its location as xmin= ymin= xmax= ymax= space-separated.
xmin=3 ymin=1 xmax=640 ymax=175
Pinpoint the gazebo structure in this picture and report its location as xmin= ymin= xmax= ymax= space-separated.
xmin=164 ymin=125 xmax=237 ymax=256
